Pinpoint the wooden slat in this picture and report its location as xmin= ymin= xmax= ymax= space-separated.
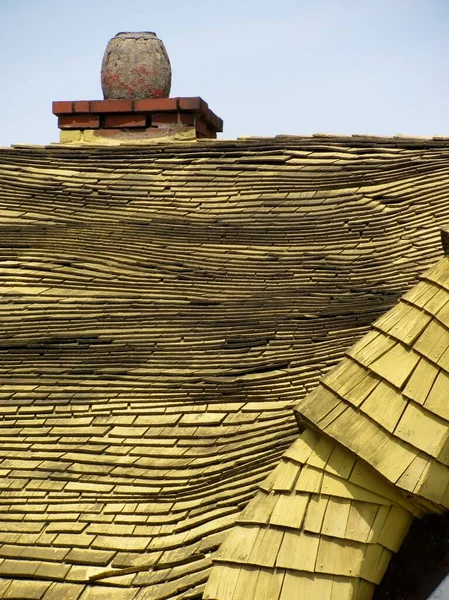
xmin=403 ymin=357 xmax=438 ymax=405
xmin=359 ymin=381 xmax=407 ymax=433
xmin=368 ymin=341 xmax=420 ymax=389
xmin=315 ymin=537 xmax=365 ymax=578
xmin=276 ymin=530 xmax=319 ymax=571
xmin=395 ymin=402 xmax=448 ymax=457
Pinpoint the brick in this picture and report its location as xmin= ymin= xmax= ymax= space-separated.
xmin=198 ymin=129 xmax=217 ymax=140
xmin=104 ymin=113 xmax=147 ymax=128
xmin=74 ymin=101 xmax=90 ymax=113
xmin=52 ymin=101 xmax=73 ymax=115
xmin=134 ymin=98 xmax=177 ymax=112
xmin=196 ymin=117 xmax=216 ymax=139
xmin=151 ymin=112 xmax=179 ymax=125
xmin=179 ymin=112 xmax=195 ymax=126
xmin=206 ymin=109 xmax=223 ymax=132
xmin=89 ymin=99 xmax=133 ymax=113
xmin=178 ymin=97 xmax=208 ymax=115
xmin=83 ymin=129 xmax=123 ymax=140
xmin=58 ymin=114 xmax=100 ymax=130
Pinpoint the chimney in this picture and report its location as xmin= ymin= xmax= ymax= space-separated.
xmin=53 ymin=32 xmax=223 ymax=144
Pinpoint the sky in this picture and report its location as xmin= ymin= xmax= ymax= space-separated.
xmin=1 ymin=0 xmax=449 ymax=146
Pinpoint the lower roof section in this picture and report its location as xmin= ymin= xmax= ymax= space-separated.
xmin=204 ymin=428 xmax=417 ymax=600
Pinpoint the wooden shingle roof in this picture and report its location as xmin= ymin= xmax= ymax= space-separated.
xmin=0 ymin=136 xmax=449 ymax=598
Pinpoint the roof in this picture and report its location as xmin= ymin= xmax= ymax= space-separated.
xmin=296 ymin=238 xmax=449 ymax=510
xmin=0 ymin=135 xmax=449 ymax=598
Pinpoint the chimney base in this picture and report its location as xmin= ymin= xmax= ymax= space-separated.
xmin=53 ymin=98 xmax=223 ymax=144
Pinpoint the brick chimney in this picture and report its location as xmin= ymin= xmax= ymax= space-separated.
xmin=53 ymin=32 xmax=223 ymax=144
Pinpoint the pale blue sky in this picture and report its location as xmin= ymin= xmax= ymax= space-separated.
xmin=1 ymin=0 xmax=449 ymax=145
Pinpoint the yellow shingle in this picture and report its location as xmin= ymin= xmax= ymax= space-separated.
xmin=403 ymin=357 xmax=438 ymax=404
xmin=276 ymin=530 xmax=319 ymax=571
xmin=345 ymin=501 xmax=379 ymax=544
xmin=368 ymin=342 xmax=420 ymax=389
xmin=395 ymin=402 xmax=448 ymax=457
xmin=322 ymin=497 xmax=352 ymax=538
xmin=303 ymin=494 xmax=329 ymax=533
xmin=269 ymin=492 xmax=309 ymax=529
xmin=360 ymin=381 xmax=407 ymax=432
xmin=315 ymin=537 xmax=365 ymax=578
xmin=414 ymin=318 xmax=449 ymax=364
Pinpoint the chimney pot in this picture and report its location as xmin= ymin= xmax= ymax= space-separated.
xmin=101 ymin=32 xmax=172 ymax=100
